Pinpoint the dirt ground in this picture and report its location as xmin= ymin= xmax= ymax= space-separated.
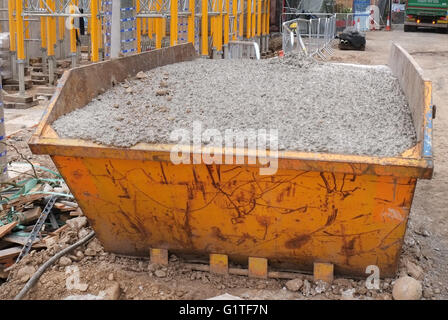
xmin=0 ymin=27 xmax=447 ymax=300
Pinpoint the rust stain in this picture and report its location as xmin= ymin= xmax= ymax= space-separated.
xmin=285 ymin=234 xmax=311 ymax=249
xmin=211 ymin=226 xmax=228 ymax=241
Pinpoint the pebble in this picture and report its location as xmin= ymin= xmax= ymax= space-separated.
xmin=285 ymin=278 xmax=303 ymax=292
xmin=108 ymin=273 xmax=115 ymax=281
xmin=392 ymin=276 xmax=422 ymax=300
xmin=155 ymin=270 xmax=167 ymax=278
xmin=99 ymin=282 xmax=121 ymax=300
xmin=405 ymin=260 xmax=424 ymax=280
xmin=66 ymin=217 xmax=88 ymax=231
xmin=84 ymin=248 xmax=97 ymax=256
xmin=17 ymin=265 xmax=36 ymax=283
xmin=136 ymin=71 xmax=148 ymax=79
xmin=58 ymin=256 xmax=72 ymax=267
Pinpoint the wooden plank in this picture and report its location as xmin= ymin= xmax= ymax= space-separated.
xmin=3 ymin=194 xmax=46 ymax=211
xmin=0 ymin=222 xmax=18 ymax=239
xmin=0 ymin=247 xmax=21 ymax=262
xmin=2 ymin=234 xmax=47 ymax=248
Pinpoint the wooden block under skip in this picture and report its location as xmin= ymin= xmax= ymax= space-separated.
xmin=150 ymin=248 xmax=168 ymax=265
xmin=248 ymin=257 xmax=268 ymax=279
xmin=210 ymin=254 xmax=228 ymax=275
xmin=313 ymin=262 xmax=334 ymax=283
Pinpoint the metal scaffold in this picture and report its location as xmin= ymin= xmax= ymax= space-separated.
xmin=5 ymin=0 xmax=271 ymax=94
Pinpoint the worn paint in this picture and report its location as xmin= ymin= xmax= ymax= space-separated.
xmin=28 ymin=43 xmax=434 ymax=277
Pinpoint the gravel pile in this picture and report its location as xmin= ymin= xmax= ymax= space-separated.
xmin=53 ymin=55 xmax=416 ymax=157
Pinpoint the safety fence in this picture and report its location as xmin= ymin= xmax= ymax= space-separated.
xmin=282 ymin=13 xmax=336 ymax=60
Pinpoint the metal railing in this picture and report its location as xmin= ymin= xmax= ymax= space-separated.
xmin=282 ymin=13 xmax=336 ymax=60
xmin=228 ymin=40 xmax=260 ymax=59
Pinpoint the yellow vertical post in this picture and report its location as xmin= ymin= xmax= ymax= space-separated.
xmin=51 ymin=0 xmax=57 ymax=53
xmin=187 ymin=0 xmax=195 ymax=44
xmin=232 ymin=0 xmax=237 ymax=40
xmin=246 ymin=0 xmax=251 ymax=38
xmin=201 ymin=0 xmax=208 ymax=55
xmin=70 ymin=4 xmax=77 ymax=65
xmin=142 ymin=16 xmax=147 ymax=35
xmin=40 ymin=17 xmax=46 ymax=49
xmin=91 ymin=0 xmax=99 ymax=61
xmin=267 ymin=0 xmax=270 ymax=34
xmin=239 ymin=0 xmax=243 ymax=38
xmin=223 ymin=0 xmax=229 ymax=46
xmin=257 ymin=0 xmax=261 ymax=37
xmin=217 ymin=0 xmax=222 ymax=52
xmin=211 ymin=0 xmax=216 ymax=52
xmin=170 ymin=0 xmax=178 ymax=46
xmin=58 ymin=17 xmax=64 ymax=41
xmin=8 ymin=0 xmax=16 ymax=52
xmin=14 ymin=0 xmax=24 ymax=60
xmin=15 ymin=0 xmax=26 ymax=94
xmin=251 ymin=0 xmax=255 ymax=37
xmin=46 ymin=2 xmax=54 ymax=56
xmin=136 ymin=0 xmax=141 ymax=52
xmin=155 ymin=1 xmax=162 ymax=48
xmin=262 ymin=0 xmax=266 ymax=35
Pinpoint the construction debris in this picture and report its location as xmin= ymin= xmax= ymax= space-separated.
xmin=53 ymin=57 xmax=416 ymax=157
xmin=392 ymin=276 xmax=423 ymax=300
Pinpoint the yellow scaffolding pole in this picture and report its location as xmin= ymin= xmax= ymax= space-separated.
xmin=187 ymin=0 xmax=195 ymax=44
xmin=15 ymin=0 xmax=24 ymax=60
xmin=251 ymin=0 xmax=255 ymax=37
xmin=69 ymin=5 xmax=76 ymax=55
xmin=136 ymin=0 xmax=141 ymax=52
xmin=91 ymin=0 xmax=99 ymax=61
xmin=52 ymin=0 xmax=57 ymax=53
xmin=232 ymin=0 xmax=237 ymax=40
xmin=46 ymin=1 xmax=54 ymax=56
xmin=267 ymin=0 xmax=270 ymax=34
xmin=8 ymin=0 xmax=16 ymax=52
xmin=170 ymin=0 xmax=178 ymax=46
xmin=246 ymin=0 xmax=251 ymax=38
xmin=257 ymin=0 xmax=261 ymax=37
xmin=155 ymin=1 xmax=162 ymax=48
xmin=39 ymin=2 xmax=47 ymax=50
xmin=224 ymin=0 xmax=229 ymax=46
xmin=217 ymin=0 xmax=222 ymax=51
xmin=239 ymin=0 xmax=243 ymax=38
xmin=201 ymin=0 xmax=208 ymax=55
xmin=262 ymin=0 xmax=266 ymax=35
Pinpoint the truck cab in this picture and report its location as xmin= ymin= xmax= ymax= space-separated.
xmin=404 ymin=0 xmax=448 ymax=32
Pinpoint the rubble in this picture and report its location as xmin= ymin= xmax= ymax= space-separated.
xmin=285 ymin=278 xmax=303 ymax=292
xmin=392 ymin=276 xmax=422 ymax=300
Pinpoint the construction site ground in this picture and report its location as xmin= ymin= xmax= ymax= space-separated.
xmin=0 ymin=27 xmax=447 ymax=300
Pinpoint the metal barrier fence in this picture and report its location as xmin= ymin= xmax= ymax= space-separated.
xmin=282 ymin=13 xmax=336 ymax=60
xmin=335 ymin=13 xmax=355 ymax=32
xmin=228 ymin=40 xmax=260 ymax=59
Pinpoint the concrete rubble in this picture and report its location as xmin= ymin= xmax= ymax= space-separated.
xmin=53 ymin=56 xmax=416 ymax=157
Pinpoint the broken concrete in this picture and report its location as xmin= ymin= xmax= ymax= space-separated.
xmin=53 ymin=57 xmax=416 ymax=157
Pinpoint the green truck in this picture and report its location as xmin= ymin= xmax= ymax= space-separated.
xmin=404 ymin=0 xmax=448 ymax=32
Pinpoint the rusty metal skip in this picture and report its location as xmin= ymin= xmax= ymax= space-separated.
xmin=28 ymin=43 xmax=434 ymax=278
